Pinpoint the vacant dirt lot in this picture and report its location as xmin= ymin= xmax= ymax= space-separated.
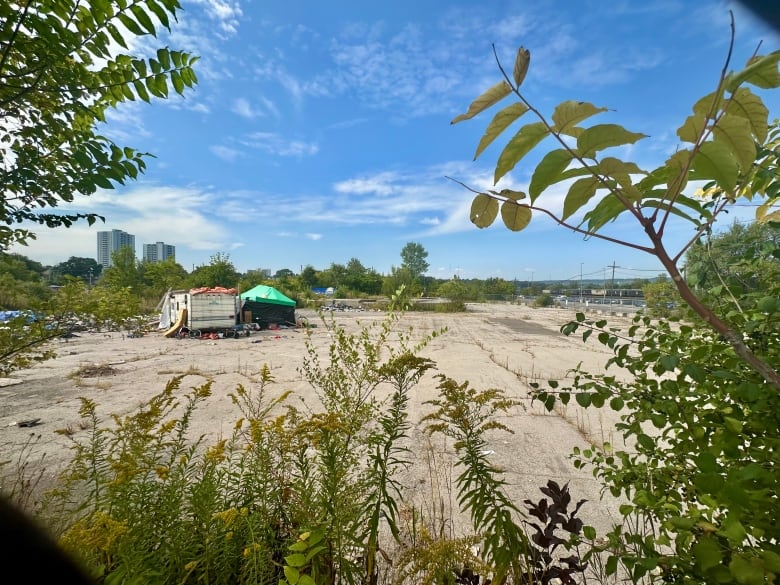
xmin=0 ymin=303 xmax=636 ymax=534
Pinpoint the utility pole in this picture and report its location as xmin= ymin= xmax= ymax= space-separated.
xmin=610 ymin=260 xmax=617 ymax=289
xmin=579 ymin=262 xmax=584 ymax=304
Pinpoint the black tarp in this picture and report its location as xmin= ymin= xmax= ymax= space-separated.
xmin=241 ymin=300 xmax=295 ymax=328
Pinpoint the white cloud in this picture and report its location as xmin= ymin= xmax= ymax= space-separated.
xmin=306 ymin=233 xmax=323 ymax=240
xmin=231 ymin=97 xmax=259 ymax=118
xmin=8 ymin=185 xmax=234 ymax=265
xmin=211 ymin=145 xmax=242 ymax=161
xmin=240 ymin=132 xmax=319 ymax=156
xmin=333 ymin=172 xmax=400 ymax=196
xmin=188 ymin=0 xmax=243 ymax=35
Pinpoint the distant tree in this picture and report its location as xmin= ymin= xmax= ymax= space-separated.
xmin=274 ymin=268 xmax=294 ymax=280
xmin=685 ymin=221 xmax=780 ymax=301
xmin=382 ymin=266 xmax=418 ymax=297
xmin=141 ymin=257 xmax=188 ymax=298
xmin=642 ymin=281 xmax=681 ymax=318
xmin=400 ymin=242 xmax=430 ymax=280
xmin=300 ymin=265 xmax=318 ymax=290
xmin=51 ymin=257 xmax=102 ymax=284
xmin=319 ymin=263 xmax=348 ymax=290
xmin=0 ymin=0 xmax=197 ymax=250
xmin=188 ymin=252 xmax=239 ymax=288
xmin=101 ymin=247 xmax=142 ymax=292
xmin=482 ymin=277 xmax=516 ymax=296
xmin=437 ymin=277 xmax=469 ymax=301
xmin=534 ymin=293 xmax=554 ymax=307
xmin=0 ymin=253 xmax=47 ymax=282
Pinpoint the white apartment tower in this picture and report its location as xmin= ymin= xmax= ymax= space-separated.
xmin=96 ymin=229 xmax=135 ymax=268
xmin=143 ymin=241 xmax=176 ymax=263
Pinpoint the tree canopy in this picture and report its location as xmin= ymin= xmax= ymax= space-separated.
xmin=400 ymin=242 xmax=430 ymax=280
xmin=0 ymin=0 xmax=198 ymax=250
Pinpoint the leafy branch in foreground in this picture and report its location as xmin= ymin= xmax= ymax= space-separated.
xmin=532 ymin=309 xmax=780 ymax=584
xmin=450 ymin=15 xmax=780 ymax=390
xmin=0 ymin=0 xmax=198 ymax=249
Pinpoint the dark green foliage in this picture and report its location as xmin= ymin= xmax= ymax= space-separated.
xmin=0 ymin=0 xmax=198 ymax=249
xmin=533 ymin=309 xmax=780 ymax=584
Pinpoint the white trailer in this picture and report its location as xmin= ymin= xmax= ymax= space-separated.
xmin=167 ymin=288 xmax=239 ymax=332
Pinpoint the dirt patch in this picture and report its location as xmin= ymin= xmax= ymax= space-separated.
xmin=488 ymin=317 xmax=560 ymax=336
xmin=71 ymin=364 xmax=118 ymax=378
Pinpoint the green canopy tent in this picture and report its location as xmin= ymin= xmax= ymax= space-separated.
xmin=240 ymin=285 xmax=296 ymax=328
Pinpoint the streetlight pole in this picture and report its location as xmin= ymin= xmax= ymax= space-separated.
xmin=579 ymin=263 xmax=583 ymax=304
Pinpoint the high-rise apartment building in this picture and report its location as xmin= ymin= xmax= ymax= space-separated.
xmin=143 ymin=241 xmax=176 ymax=263
xmin=96 ymin=229 xmax=135 ymax=268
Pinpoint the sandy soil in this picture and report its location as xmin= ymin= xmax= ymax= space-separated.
xmin=0 ymin=302 xmax=637 ymax=536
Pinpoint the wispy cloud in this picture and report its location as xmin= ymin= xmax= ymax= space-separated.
xmin=239 ymin=132 xmax=319 ymax=156
xmin=187 ymin=0 xmax=243 ymax=35
xmin=231 ymin=97 xmax=259 ymax=118
xmin=230 ymin=96 xmax=279 ymax=118
xmin=211 ymin=145 xmax=242 ymax=161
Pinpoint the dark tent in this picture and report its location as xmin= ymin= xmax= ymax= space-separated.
xmin=239 ymin=285 xmax=296 ymax=329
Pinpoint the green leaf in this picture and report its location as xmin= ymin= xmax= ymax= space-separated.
xmin=130 ymin=4 xmax=157 ymax=35
xmin=609 ymin=397 xmax=624 ymax=411
xmin=693 ymin=91 xmax=722 ymax=117
xmin=474 ymin=103 xmax=529 ymax=160
xmin=552 ymin=101 xmax=608 ymax=136
xmin=723 ymin=416 xmax=743 ymax=434
xmin=283 ymin=566 xmax=300 ymax=584
xmin=726 ymin=50 xmax=780 ymax=91
xmin=659 ymin=355 xmax=679 ymax=372
xmin=171 ymin=69 xmax=184 ymax=94
xmin=154 ymin=73 xmax=169 ymax=97
xmin=636 ymin=433 xmax=654 ymax=450
xmin=693 ymin=536 xmax=723 ymax=571
xmin=495 ymin=122 xmax=550 ymax=183
xmin=470 ymin=194 xmax=499 ymax=228
xmin=663 ymin=149 xmax=692 ymax=199
xmin=727 ymin=87 xmax=769 ymax=142
xmin=513 ymin=47 xmax=530 ymax=88
xmin=284 ymin=554 xmax=307 ymax=568
xmin=500 ymin=201 xmax=531 ymax=231
xmin=605 ymin=556 xmax=618 ymax=576
xmin=583 ymin=194 xmax=628 ymax=232
xmin=117 ymin=12 xmax=144 ymax=36
xmin=713 ymin=113 xmax=756 ymax=171
xmin=762 ymin=551 xmax=780 ymax=573
xmin=529 ymin=149 xmax=573 ymax=202
xmin=577 ymin=124 xmax=647 ymax=159
xmin=146 ymin=0 xmax=170 ymax=29
xmin=719 ymin=516 xmax=747 ymax=545
xmin=677 ymin=113 xmax=708 ymax=143
xmin=299 ymin=576 xmax=316 ymax=585
xmin=157 ymin=48 xmax=171 ymax=70
xmin=690 ymin=141 xmax=739 ymax=192
xmin=596 ymin=157 xmax=644 ymax=181
xmin=562 ymin=177 xmax=600 ymax=220
xmin=133 ymin=79 xmax=150 ymax=102
xmin=729 ymin=553 xmax=766 ymax=585
xmin=575 ymin=393 xmax=591 ymax=407
xmin=452 ymin=81 xmax=512 ymax=124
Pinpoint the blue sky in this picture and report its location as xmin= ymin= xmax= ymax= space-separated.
xmin=11 ymin=0 xmax=780 ymax=282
